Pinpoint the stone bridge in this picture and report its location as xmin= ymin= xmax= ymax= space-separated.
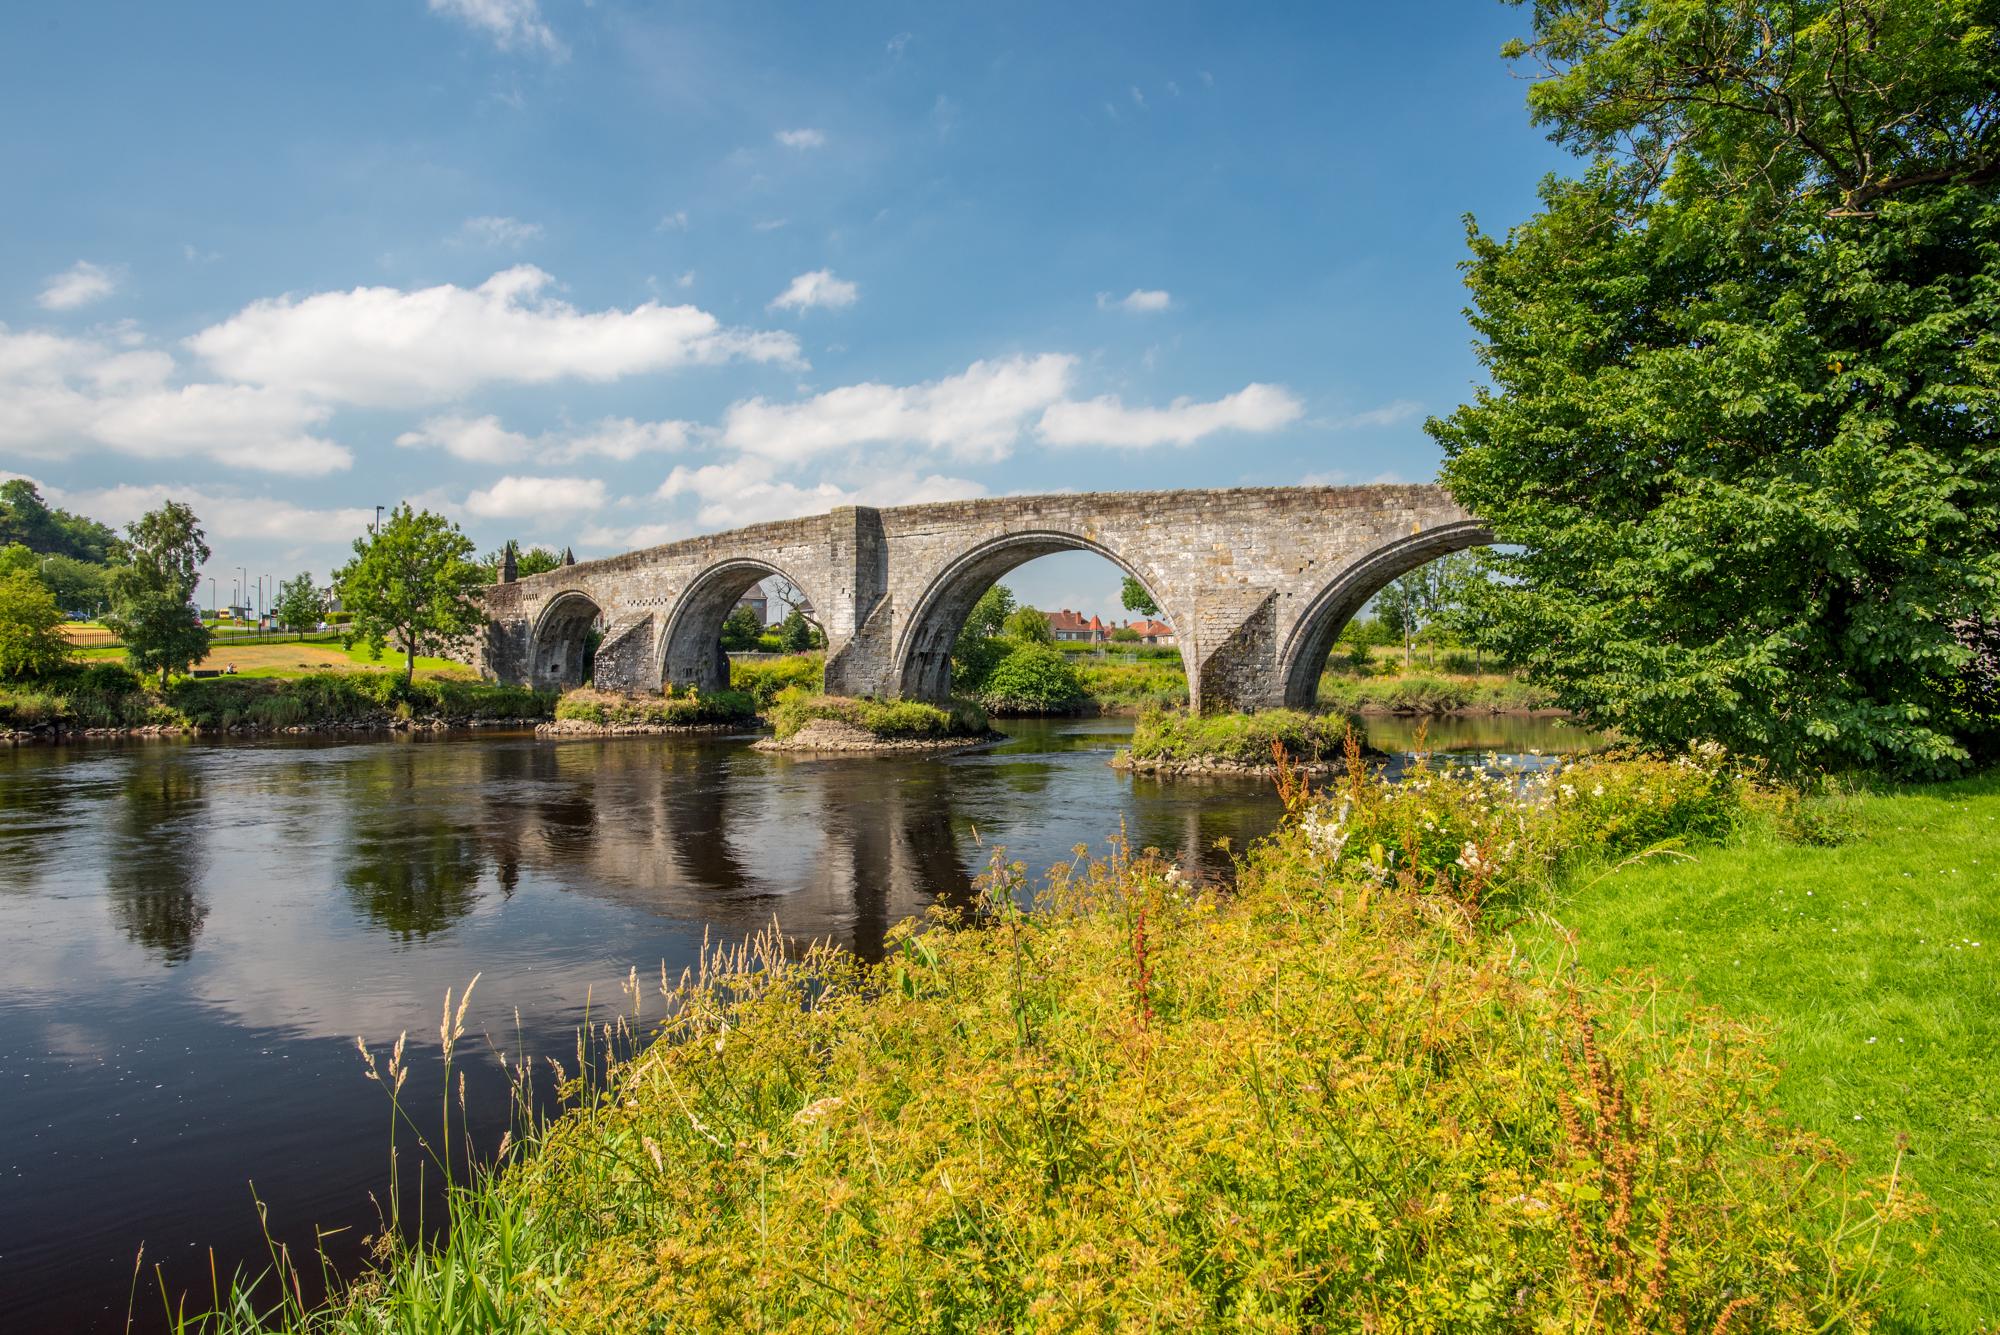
xmin=471 ymin=484 xmax=1490 ymax=712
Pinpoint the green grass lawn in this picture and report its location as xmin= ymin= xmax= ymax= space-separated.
xmin=67 ymin=636 xmax=470 ymax=678
xmin=1525 ymin=777 xmax=2000 ymax=1333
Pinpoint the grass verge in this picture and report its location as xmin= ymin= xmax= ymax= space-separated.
xmin=1523 ymin=776 xmax=2000 ymax=1332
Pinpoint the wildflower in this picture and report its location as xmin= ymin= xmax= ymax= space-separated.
xmin=1455 ymin=842 xmax=1494 ymax=876
xmin=793 ymin=1096 xmax=844 ymax=1126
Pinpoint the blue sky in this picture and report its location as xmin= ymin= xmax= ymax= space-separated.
xmin=0 ymin=0 xmax=1564 ymax=617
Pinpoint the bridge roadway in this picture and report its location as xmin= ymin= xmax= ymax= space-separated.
xmin=469 ymin=484 xmax=1490 ymax=713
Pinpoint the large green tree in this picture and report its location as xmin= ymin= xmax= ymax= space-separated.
xmin=105 ymin=501 xmax=212 ymax=685
xmin=37 ymin=555 xmax=111 ymax=618
xmin=333 ymin=505 xmax=486 ymax=686
xmin=0 ymin=570 xmax=71 ymax=680
xmin=1431 ymin=0 xmax=2000 ymax=774
xmin=273 ymin=572 xmax=325 ymax=633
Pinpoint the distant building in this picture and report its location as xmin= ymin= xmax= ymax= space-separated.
xmin=732 ymin=591 xmax=768 ymax=626
xmin=1045 ymin=609 xmax=1108 ymax=643
xmin=1124 ymin=618 xmax=1177 ymax=646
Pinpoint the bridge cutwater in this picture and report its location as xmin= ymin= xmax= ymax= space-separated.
xmin=470 ymin=484 xmax=1490 ymax=713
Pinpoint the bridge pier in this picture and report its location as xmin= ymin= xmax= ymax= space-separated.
xmin=466 ymin=486 xmax=1492 ymax=715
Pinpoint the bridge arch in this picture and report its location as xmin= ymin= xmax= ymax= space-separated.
xmin=529 ymin=590 xmax=605 ymax=689
xmin=893 ymin=530 xmax=1183 ymax=705
xmin=659 ymin=557 xmax=825 ymax=693
xmin=1277 ymin=519 xmax=1494 ymax=708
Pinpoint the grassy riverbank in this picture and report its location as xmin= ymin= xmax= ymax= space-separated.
xmin=1526 ymin=776 xmax=2000 ymax=1332
xmin=1120 ymin=705 xmax=1358 ymax=769
xmin=0 ymin=664 xmax=551 ymax=734
xmin=767 ymin=689 xmax=988 ymax=741
xmin=177 ymin=749 xmax=1947 ymax=1333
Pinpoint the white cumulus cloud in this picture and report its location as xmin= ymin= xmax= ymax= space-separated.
xmin=38 ymin=261 xmax=121 ymax=311
xmin=187 ymin=266 xmax=800 ymax=409
xmin=541 ymin=417 xmax=694 ymax=463
xmin=427 ymin=0 xmax=563 ymax=56
xmin=0 ymin=325 xmax=350 ymax=476
xmin=57 ymin=482 xmax=377 ymax=544
xmin=768 ymin=269 xmax=858 ymax=313
xmin=396 ymin=413 xmax=533 ymax=463
xmin=657 ymin=458 xmax=984 ymax=530
xmin=721 ymin=354 xmax=1074 ymax=464
xmin=774 ymin=128 xmax=826 ymax=149
xmin=1097 ymin=288 xmax=1171 ymax=314
xmin=465 ymin=475 xmax=607 ymax=519
xmin=1037 ymin=382 xmax=1303 ymax=449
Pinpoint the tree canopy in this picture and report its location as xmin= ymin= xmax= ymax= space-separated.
xmin=0 ymin=570 xmax=71 ymax=680
xmin=1120 ymin=576 xmax=1160 ymax=618
xmin=105 ymin=500 xmax=211 ymax=685
xmin=273 ymin=572 xmax=325 ymax=632
xmin=1431 ymin=0 xmax=2000 ymax=775
xmin=1003 ymin=606 xmax=1055 ymax=645
xmin=0 ymin=479 xmax=123 ymax=564
xmin=333 ymin=505 xmax=486 ymax=686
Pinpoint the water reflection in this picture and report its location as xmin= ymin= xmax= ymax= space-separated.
xmin=106 ymin=754 xmax=210 ymax=963
xmin=0 ymin=713 xmax=1598 ymax=1332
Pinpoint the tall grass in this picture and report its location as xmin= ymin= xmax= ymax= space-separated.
xmin=729 ymin=653 xmax=824 ymax=706
xmin=163 ymin=748 xmax=1923 ymax=1333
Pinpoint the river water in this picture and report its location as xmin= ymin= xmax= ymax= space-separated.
xmin=0 ymin=714 xmax=1602 ymax=1330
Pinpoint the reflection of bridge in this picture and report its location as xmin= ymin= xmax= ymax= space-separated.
xmin=471 ymin=485 xmax=1489 ymax=712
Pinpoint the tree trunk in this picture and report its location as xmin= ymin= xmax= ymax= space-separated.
xmin=403 ymin=637 xmax=416 ymax=688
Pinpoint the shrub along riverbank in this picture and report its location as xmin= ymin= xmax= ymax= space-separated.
xmin=188 ymin=747 xmax=1931 ymax=1332
xmin=766 ymin=689 xmax=990 ymax=743
xmin=0 ymin=664 xmax=552 ymax=737
xmin=1117 ymin=705 xmax=1363 ymax=774
xmin=546 ymin=687 xmax=757 ymax=732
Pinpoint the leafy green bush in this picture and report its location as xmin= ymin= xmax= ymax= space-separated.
xmin=165 ymin=674 xmax=554 ymax=729
xmin=1126 ymin=706 xmax=1356 ymax=766
xmin=729 ymin=653 xmax=824 ymax=706
xmin=979 ymin=642 xmax=1086 ymax=714
xmin=768 ymin=690 xmax=987 ymax=740
xmin=553 ymin=688 xmax=755 ymax=727
xmin=1 ymin=662 xmax=168 ymax=729
xmin=1298 ymin=745 xmax=1748 ymax=905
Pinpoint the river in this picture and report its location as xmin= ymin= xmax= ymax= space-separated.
xmin=0 ymin=713 xmax=1603 ymax=1330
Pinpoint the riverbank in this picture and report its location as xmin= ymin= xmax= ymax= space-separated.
xmin=537 ymin=686 xmax=757 ymax=736
xmin=189 ymin=749 xmax=1932 ymax=1332
xmin=0 ymin=667 xmax=553 ymax=742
